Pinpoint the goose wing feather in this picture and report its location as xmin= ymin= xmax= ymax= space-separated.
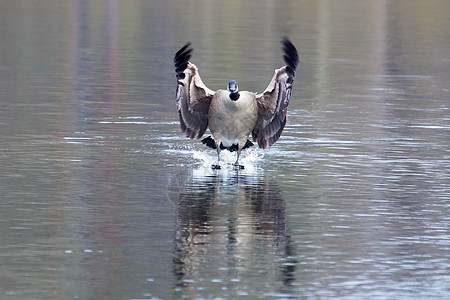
xmin=174 ymin=43 xmax=214 ymax=139
xmin=252 ymin=37 xmax=299 ymax=149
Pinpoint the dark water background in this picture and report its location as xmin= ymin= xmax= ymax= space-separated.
xmin=0 ymin=0 xmax=449 ymax=299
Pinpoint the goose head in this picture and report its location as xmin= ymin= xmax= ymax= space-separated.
xmin=227 ymin=80 xmax=240 ymax=101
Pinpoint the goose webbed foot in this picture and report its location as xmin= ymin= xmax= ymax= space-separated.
xmin=233 ymin=159 xmax=244 ymax=169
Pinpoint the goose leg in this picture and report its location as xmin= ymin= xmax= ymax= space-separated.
xmin=234 ymin=149 xmax=244 ymax=169
xmin=212 ymin=148 xmax=221 ymax=169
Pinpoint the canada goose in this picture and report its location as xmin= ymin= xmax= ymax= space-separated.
xmin=174 ymin=37 xmax=299 ymax=169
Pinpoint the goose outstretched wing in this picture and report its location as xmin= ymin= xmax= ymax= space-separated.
xmin=252 ymin=37 xmax=299 ymax=149
xmin=174 ymin=43 xmax=215 ymax=139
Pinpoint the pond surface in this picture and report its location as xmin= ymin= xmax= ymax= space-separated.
xmin=1 ymin=0 xmax=449 ymax=299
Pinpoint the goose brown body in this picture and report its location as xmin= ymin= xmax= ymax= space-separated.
xmin=208 ymin=90 xmax=258 ymax=151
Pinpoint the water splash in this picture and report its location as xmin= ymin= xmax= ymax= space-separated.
xmin=192 ymin=148 xmax=264 ymax=177
xmin=193 ymin=148 xmax=263 ymax=167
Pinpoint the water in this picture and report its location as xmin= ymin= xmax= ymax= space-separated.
xmin=1 ymin=0 xmax=449 ymax=299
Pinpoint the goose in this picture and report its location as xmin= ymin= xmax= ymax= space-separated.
xmin=174 ymin=37 xmax=299 ymax=169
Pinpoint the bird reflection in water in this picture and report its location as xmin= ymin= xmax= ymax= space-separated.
xmin=168 ymin=170 xmax=296 ymax=296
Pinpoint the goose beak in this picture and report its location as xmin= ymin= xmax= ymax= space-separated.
xmin=228 ymin=80 xmax=238 ymax=93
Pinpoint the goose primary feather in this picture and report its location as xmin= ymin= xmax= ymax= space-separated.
xmin=174 ymin=37 xmax=299 ymax=168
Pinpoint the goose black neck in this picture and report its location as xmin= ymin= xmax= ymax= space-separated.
xmin=229 ymin=92 xmax=240 ymax=101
